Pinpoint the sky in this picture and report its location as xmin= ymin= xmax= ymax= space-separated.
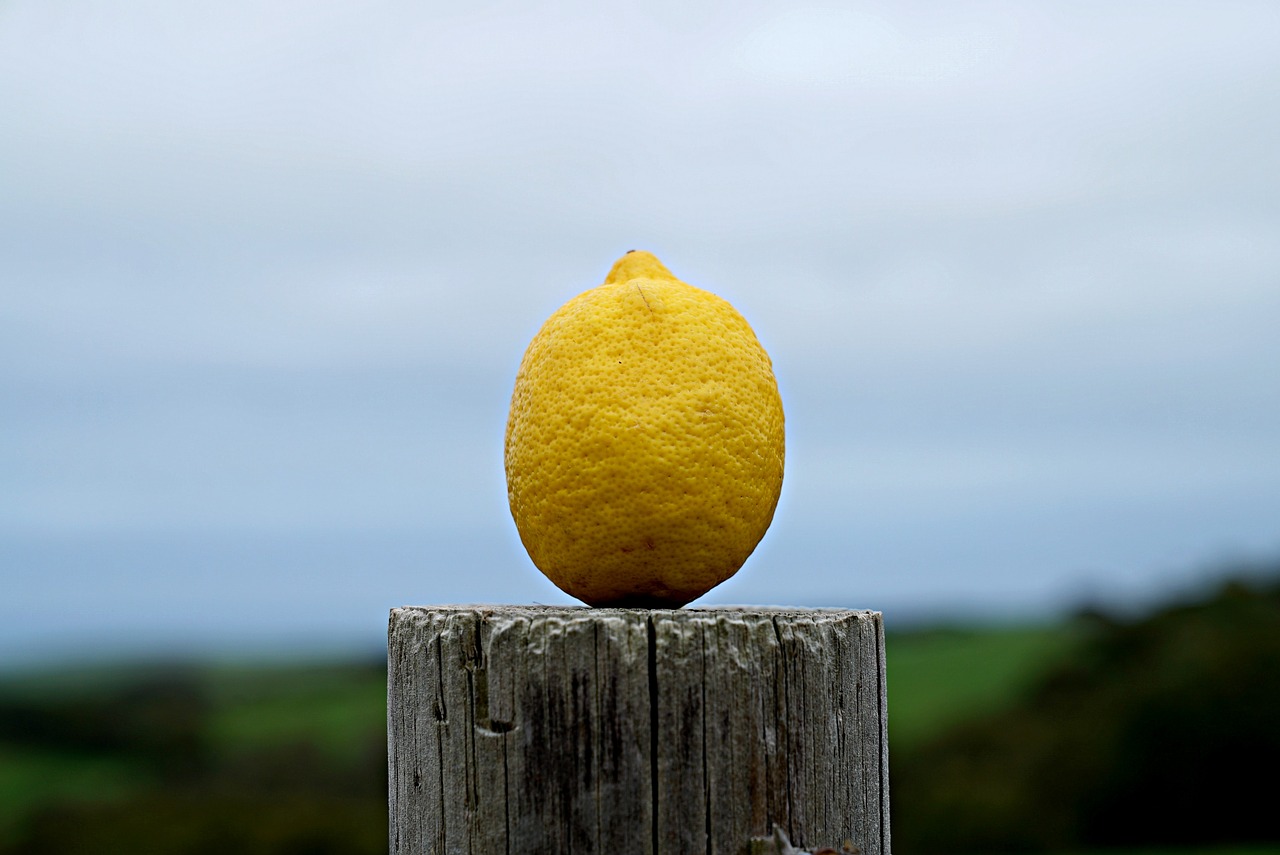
xmin=3 ymin=2 xmax=1279 ymax=666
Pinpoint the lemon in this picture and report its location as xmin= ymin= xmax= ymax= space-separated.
xmin=504 ymin=250 xmax=784 ymax=607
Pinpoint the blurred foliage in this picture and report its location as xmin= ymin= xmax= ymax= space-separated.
xmin=885 ymin=623 xmax=1084 ymax=751
xmin=1 ymin=567 xmax=1277 ymax=854
xmin=893 ymin=570 xmax=1280 ymax=855
xmin=0 ymin=661 xmax=386 ymax=854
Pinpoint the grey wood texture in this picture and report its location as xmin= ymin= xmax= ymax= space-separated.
xmin=388 ymin=606 xmax=889 ymax=855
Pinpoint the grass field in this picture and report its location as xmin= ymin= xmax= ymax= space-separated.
xmin=203 ymin=661 xmax=386 ymax=763
xmin=0 ymin=658 xmax=388 ymax=848
xmin=0 ymin=622 xmax=1274 ymax=854
xmin=884 ymin=622 xmax=1084 ymax=750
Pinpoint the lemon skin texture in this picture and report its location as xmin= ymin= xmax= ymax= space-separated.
xmin=505 ymin=251 xmax=784 ymax=607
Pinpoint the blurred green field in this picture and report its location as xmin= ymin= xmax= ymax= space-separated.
xmin=885 ymin=622 xmax=1084 ymax=750
xmin=0 ymin=610 xmax=1274 ymax=855
xmin=202 ymin=662 xmax=386 ymax=764
xmin=0 ymin=659 xmax=388 ymax=852
xmin=0 ymin=745 xmax=150 ymax=840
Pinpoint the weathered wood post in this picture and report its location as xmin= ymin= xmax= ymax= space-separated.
xmin=388 ymin=606 xmax=889 ymax=855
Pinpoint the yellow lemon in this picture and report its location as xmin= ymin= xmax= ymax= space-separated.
xmin=504 ymin=250 xmax=784 ymax=607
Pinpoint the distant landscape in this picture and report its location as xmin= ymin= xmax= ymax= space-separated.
xmin=1 ymin=563 xmax=1276 ymax=855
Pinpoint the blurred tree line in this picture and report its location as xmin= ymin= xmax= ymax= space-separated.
xmin=0 ymin=564 xmax=1276 ymax=853
xmin=0 ymin=664 xmax=386 ymax=855
xmin=893 ymin=568 xmax=1280 ymax=854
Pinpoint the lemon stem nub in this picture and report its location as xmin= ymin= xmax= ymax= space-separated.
xmin=604 ymin=250 xmax=675 ymax=285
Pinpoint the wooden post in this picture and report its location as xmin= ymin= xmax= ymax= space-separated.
xmin=388 ymin=606 xmax=889 ymax=855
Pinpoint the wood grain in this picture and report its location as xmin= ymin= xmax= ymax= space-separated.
xmin=388 ymin=606 xmax=889 ymax=855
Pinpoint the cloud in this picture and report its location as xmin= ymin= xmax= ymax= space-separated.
xmin=1 ymin=2 xmax=1278 ymax=655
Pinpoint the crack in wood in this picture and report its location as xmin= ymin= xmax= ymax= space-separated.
xmin=771 ymin=614 xmax=795 ymax=845
xmin=647 ymin=613 xmax=660 ymax=855
xmin=701 ymin=621 xmax=712 ymax=855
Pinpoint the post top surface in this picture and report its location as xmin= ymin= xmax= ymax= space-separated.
xmin=390 ymin=604 xmax=881 ymax=623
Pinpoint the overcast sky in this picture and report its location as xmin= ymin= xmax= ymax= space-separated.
xmin=3 ymin=2 xmax=1278 ymax=665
